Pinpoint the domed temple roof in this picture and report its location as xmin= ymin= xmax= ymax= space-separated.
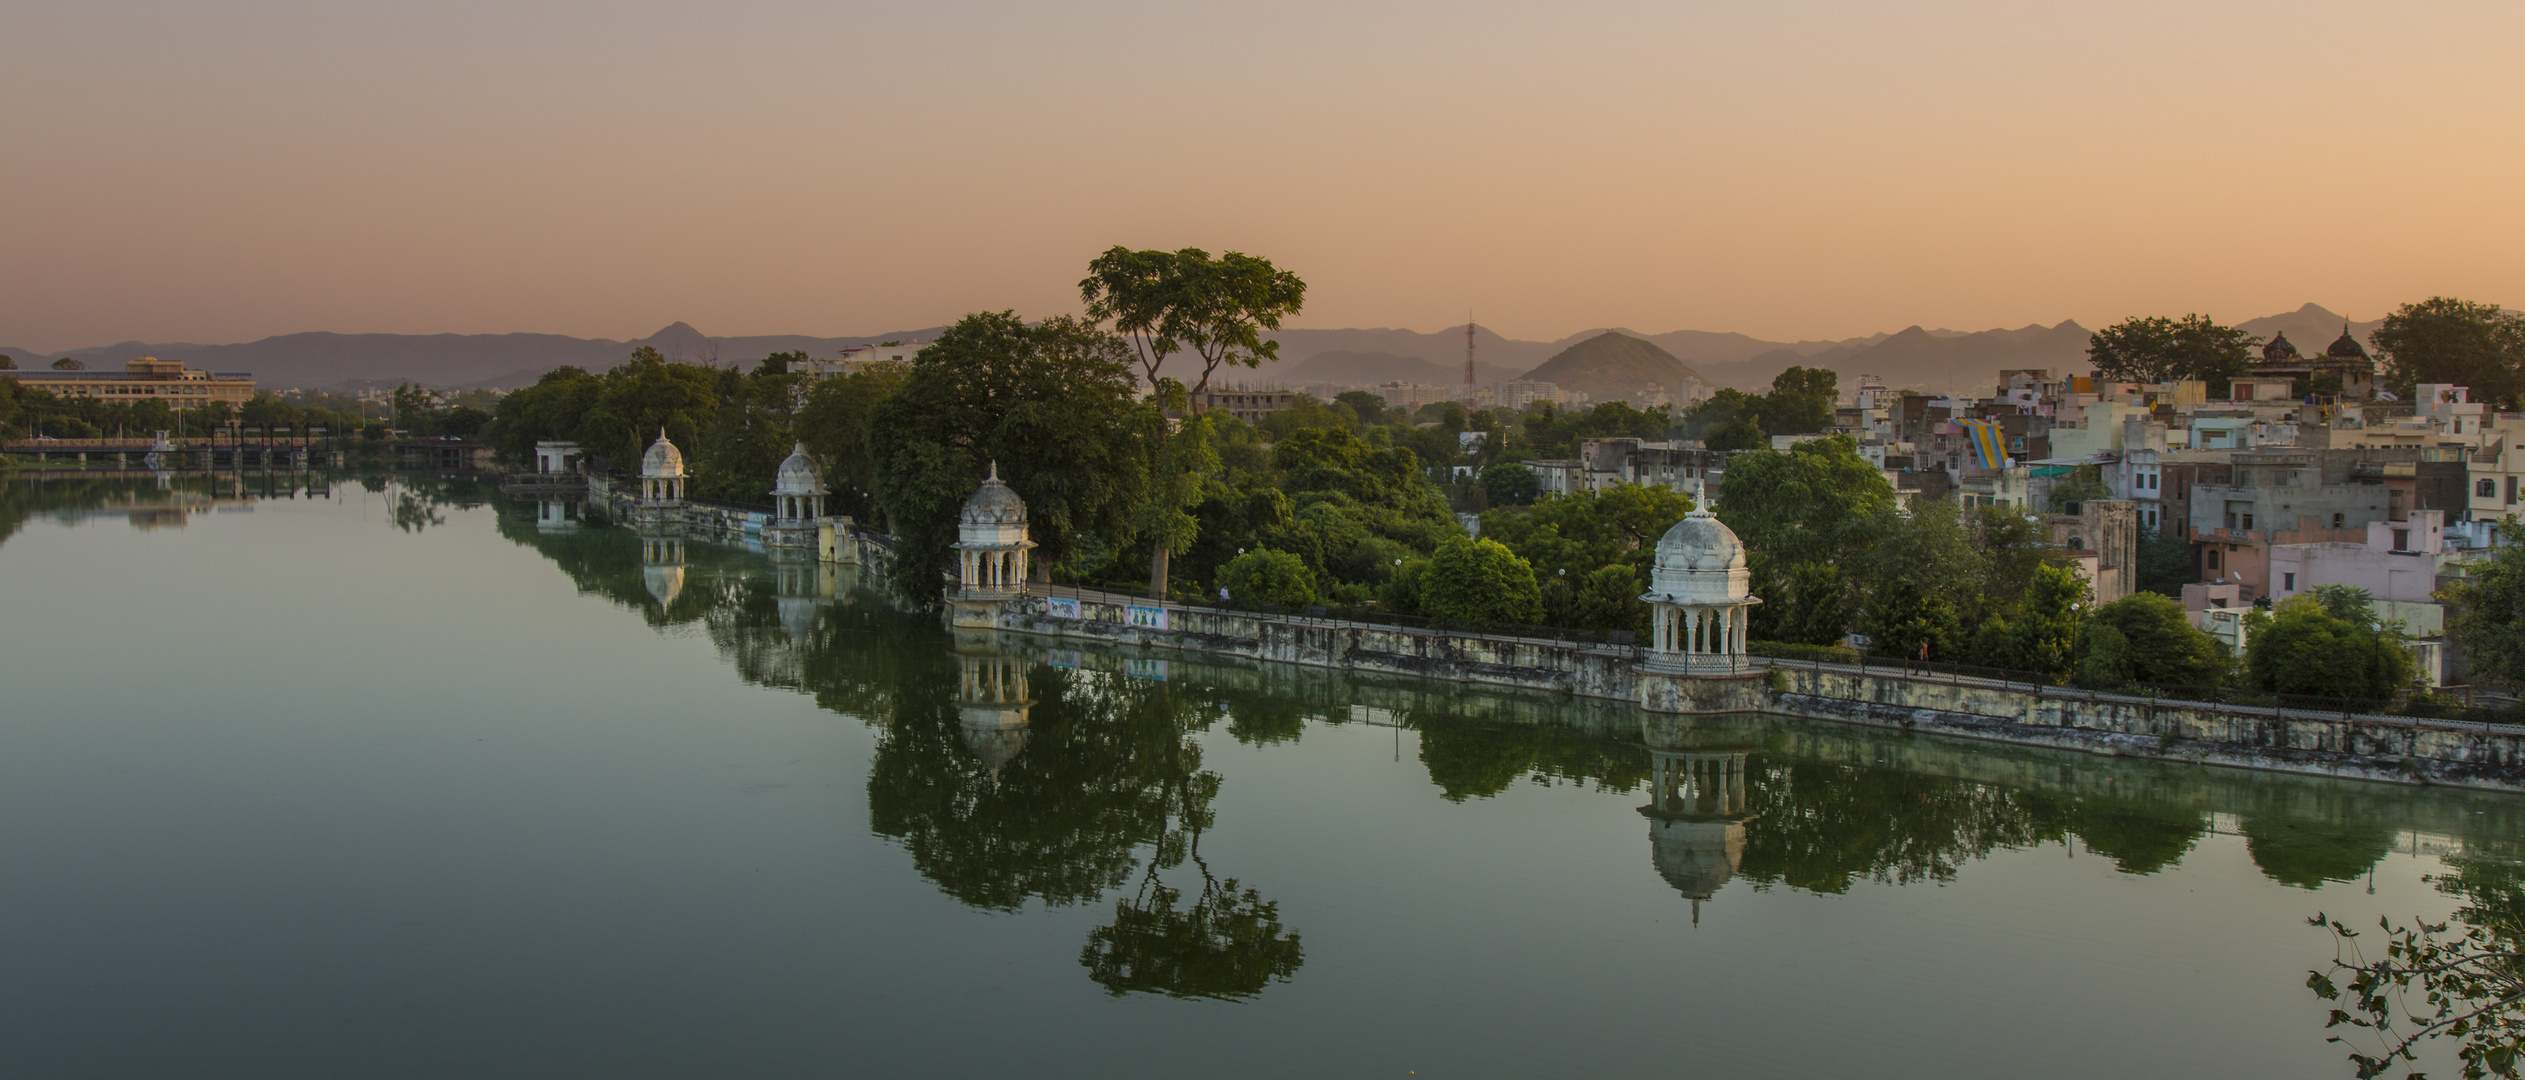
xmin=2262 ymin=331 xmax=2301 ymax=363
xmin=960 ymin=461 xmax=1026 ymax=526
xmin=2327 ymin=324 xmax=2371 ymax=361
xmin=772 ymin=442 xmax=827 ymax=496
xmin=640 ymin=428 xmax=686 ymax=478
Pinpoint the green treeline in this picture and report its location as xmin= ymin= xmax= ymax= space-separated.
xmin=455 ymin=253 xmax=2523 ymax=698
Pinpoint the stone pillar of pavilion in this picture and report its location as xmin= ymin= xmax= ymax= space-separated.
xmin=945 ymin=461 xmax=1037 ymax=630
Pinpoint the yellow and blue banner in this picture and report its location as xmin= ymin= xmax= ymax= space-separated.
xmin=1959 ymin=418 xmax=2008 ymax=468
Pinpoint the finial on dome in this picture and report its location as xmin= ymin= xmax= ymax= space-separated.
xmin=988 ymin=460 xmax=1001 ymax=482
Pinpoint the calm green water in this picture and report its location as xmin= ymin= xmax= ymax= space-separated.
xmin=4 ymin=473 xmax=2520 ymax=1079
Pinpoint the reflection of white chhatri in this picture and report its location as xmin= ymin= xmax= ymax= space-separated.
xmin=1641 ymin=744 xmax=1760 ymax=923
xmin=1640 ymin=509 xmax=1760 ymax=674
xmin=956 ymin=642 xmax=1033 ymax=772
xmin=640 ymin=534 xmax=686 ymax=608
xmin=946 ymin=462 xmax=1037 ymax=628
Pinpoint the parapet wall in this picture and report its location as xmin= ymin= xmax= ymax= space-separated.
xmin=1766 ymin=664 xmax=2525 ymax=791
xmin=990 ymin=588 xmax=2525 ymax=793
xmin=999 ymin=592 xmax=1639 ymax=700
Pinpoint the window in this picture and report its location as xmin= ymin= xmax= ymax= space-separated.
xmin=2394 ymin=529 xmax=2410 ymax=551
xmin=2332 ymin=513 xmax=2344 ymax=529
xmin=2484 ymin=479 xmax=2500 ymax=499
xmin=2511 ymin=476 xmax=2519 ymax=505
xmin=2207 ymin=548 xmax=2221 ymax=570
xmin=2283 ymin=572 xmax=2296 ymax=591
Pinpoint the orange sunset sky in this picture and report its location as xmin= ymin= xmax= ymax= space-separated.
xmin=2 ymin=0 xmax=2519 ymax=353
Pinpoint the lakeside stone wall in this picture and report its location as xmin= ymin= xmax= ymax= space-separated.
xmin=993 ymin=589 xmax=2525 ymax=793
xmin=1000 ymin=592 xmax=1640 ymax=700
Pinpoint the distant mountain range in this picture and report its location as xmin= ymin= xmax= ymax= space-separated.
xmin=0 ymin=321 xmax=949 ymax=392
xmin=1 ymin=305 xmax=2388 ymax=401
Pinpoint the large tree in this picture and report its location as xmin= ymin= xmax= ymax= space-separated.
xmin=1080 ymin=247 xmax=1306 ymax=597
xmin=1079 ymin=246 xmax=1308 ymax=408
xmin=2444 ymin=523 xmax=2525 ymax=690
xmin=2372 ymin=296 xmax=2525 ymax=409
xmin=1715 ymin=436 xmax=1897 ymax=644
xmin=2245 ymin=596 xmax=2412 ymax=701
xmin=2074 ymin=592 xmax=2227 ymax=689
xmin=866 ymin=312 xmax=1147 ymax=601
xmin=1762 ymin=365 xmax=1839 ymax=434
xmin=796 ymin=359 xmax=913 ymax=522
xmin=2086 ymin=314 xmax=2258 ymax=397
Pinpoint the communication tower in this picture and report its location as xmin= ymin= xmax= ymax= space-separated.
xmin=1464 ymin=311 xmax=1476 ymax=387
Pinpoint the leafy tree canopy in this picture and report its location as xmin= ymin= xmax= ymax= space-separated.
xmin=1715 ymin=436 xmax=1894 ymax=643
xmin=2372 ymin=295 xmax=2525 ymax=409
xmin=2443 ymin=524 xmax=2525 ymax=690
xmin=1412 ymin=536 xmax=1544 ymax=625
xmin=867 ymin=312 xmax=1149 ymax=599
xmin=2086 ymin=314 xmax=2257 ymax=397
xmin=1216 ymin=548 xmax=1316 ymax=606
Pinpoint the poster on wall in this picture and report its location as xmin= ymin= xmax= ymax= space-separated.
xmin=1044 ymin=597 xmax=1082 ymax=620
xmin=1126 ymin=605 xmax=1168 ymax=631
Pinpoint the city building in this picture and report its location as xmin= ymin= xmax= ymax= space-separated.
xmin=1195 ymin=387 xmax=1301 ymax=426
xmin=4 ymin=357 xmax=255 ymax=410
xmin=2048 ymin=498 xmax=2138 ymax=604
xmin=2268 ymin=509 xmax=2460 ymax=685
xmin=1373 ymin=382 xmax=1458 ymax=415
xmin=1523 ymin=439 xmax=1729 ymax=503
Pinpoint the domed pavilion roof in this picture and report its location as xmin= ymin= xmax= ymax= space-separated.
xmin=961 ymin=461 xmax=1026 ymax=526
xmin=640 ymin=428 xmax=685 ymax=478
xmin=2327 ymin=324 xmax=2370 ymax=361
xmin=1646 ymin=509 xmax=1753 ymax=606
xmin=772 ymin=442 xmax=827 ymax=496
xmin=2262 ymin=331 xmax=2301 ymax=363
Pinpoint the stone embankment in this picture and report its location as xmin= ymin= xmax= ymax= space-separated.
xmin=998 ymin=586 xmax=2525 ymax=793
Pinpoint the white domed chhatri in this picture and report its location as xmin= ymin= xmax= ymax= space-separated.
xmin=638 ymin=428 xmax=686 ymax=503
xmin=947 ymin=462 xmax=1038 ymax=626
xmin=1641 ymin=508 xmax=1760 ymax=673
xmin=770 ymin=442 xmax=828 ymax=524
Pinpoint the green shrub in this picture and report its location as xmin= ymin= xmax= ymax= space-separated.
xmin=1217 ymin=548 xmax=1317 ymax=607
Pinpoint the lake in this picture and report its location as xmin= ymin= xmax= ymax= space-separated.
xmin=2 ymin=473 xmax=2515 ymax=1079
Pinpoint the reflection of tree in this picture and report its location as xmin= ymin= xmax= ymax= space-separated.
xmin=381 ymin=474 xmax=491 ymax=533
xmin=1412 ymin=713 xmax=1651 ymax=802
xmin=2241 ymin=816 xmax=2394 ymax=889
xmin=1081 ymin=869 xmax=1304 ymax=1001
xmin=858 ymin=651 xmax=1304 ymax=999
xmin=1735 ymin=762 xmax=2062 ymax=893
xmin=2058 ymin=798 xmax=2205 ymax=876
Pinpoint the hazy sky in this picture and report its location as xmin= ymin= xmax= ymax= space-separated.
xmin=3 ymin=0 xmax=2520 ymax=353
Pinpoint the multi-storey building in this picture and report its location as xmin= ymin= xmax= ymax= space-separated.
xmin=5 ymin=357 xmax=256 ymax=410
xmin=1193 ymin=387 xmax=1301 ymax=426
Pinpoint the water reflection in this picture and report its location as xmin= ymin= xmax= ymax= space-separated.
xmin=478 ymin=494 xmax=2525 ymax=1000
xmin=0 ymin=471 xmax=497 ymax=549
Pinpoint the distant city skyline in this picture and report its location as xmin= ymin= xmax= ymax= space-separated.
xmin=4 ymin=0 xmax=2518 ymax=354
